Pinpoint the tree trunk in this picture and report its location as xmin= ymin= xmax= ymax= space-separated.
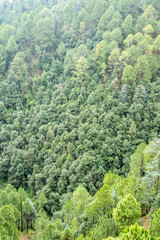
xmin=21 ymin=202 xmax=23 ymax=232
xmin=27 ymin=222 xmax=28 ymax=233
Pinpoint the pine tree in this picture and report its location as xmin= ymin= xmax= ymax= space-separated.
xmin=143 ymin=138 xmax=160 ymax=195
xmin=18 ymin=187 xmax=27 ymax=232
xmin=122 ymin=14 xmax=133 ymax=38
xmin=121 ymin=223 xmax=154 ymax=240
xmin=122 ymin=65 xmax=136 ymax=85
xmin=149 ymin=208 xmax=160 ymax=238
xmin=133 ymin=85 xmax=147 ymax=104
xmin=129 ymin=142 xmax=147 ymax=179
xmin=113 ymin=194 xmax=141 ymax=229
xmin=119 ymin=84 xmax=128 ymax=103
xmin=6 ymin=36 xmax=18 ymax=63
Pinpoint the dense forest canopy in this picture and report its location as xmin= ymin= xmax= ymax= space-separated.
xmin=0 ymin=0 xmax=160 ymax=239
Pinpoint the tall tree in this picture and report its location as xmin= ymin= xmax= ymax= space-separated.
xmin=113 ymin=194 xmax=141 ymax=229
xmin=143 ymin=138 xmax=160 ymax=195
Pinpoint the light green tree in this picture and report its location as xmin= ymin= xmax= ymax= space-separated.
xmin=0 ymin=204 xmax=20 ymax=229
xmin=73 ymin=56 xmax=89 ymax=83
xmin=72 ymin=185 xmax=92 ymax=216
xmin=85 ymin=215 xmax=117 ymax=240
xmin=43 ymin=224 xmax=61 ymax=240
xmin=153 ymin=35 xmax=160 ymax=52
xmin=61 ymin=229 xmax=73 ymax=240
xmin=134 ymin=32 xmax=144 ymax=43
xmin=113 ymin=194 xmax=141 ymax=229
xmin=122 ymin=65 xmax=136 ymax=85
xmin=121 ymin=223 xmax=154 ymax=240
xmin=123 ymin=34 xmax=134 ymax=47
xmin=108 ymin=48 xmax=120 ymax=72
xmin=35 ymin=212 xmax=50 ymax=233
xmin=143 ymin=24 xmax=154 ymax=35
xmin=38 ymin=193 xmax=47 ymax=211
xmin=85 ymin=185 xmax=114 ymax=225
xmin=135 ymin=55 xmax=152 ymax=83
xmin=0 ymin=190 xmax=8 ymax=207
xmin=79 ymin=22 xmax=86 ymax=34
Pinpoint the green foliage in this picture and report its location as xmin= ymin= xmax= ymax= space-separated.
xmin=113 ymin=194 xmax=141 ymax=229
xmin=129 ymin=142 xmax=147 ymax=179
xmin=0 ymin=221 xmax=18 ymax=240
xmin=72 ymin=185 xmax=92 ymax=216
xmin=142 ymin=138 xmax=160 ymax=195
xmin=103 ymin=172 xmax=141 ymax=202
xmin=62 ymin=185 xmax=92 ymax=226
xmin=0 ymin=1 xmax=160 ymax=215
xmin=149 ymin=208 xmax=160 ymax=238
xmin=135 ymin=55 xmax=152 ymax=83
xmin=38 ymin=193 xmax=47 ymax=209
xmin=153 ymin=35 xmax=160 ymax=51
xmin=61 ymin=228 xmax=73 ymax=240
xmin=0 ymin=0 xmax=160 ymax=239
xmin=122 ymin=15 xmax=133 ymax=37
xmin=91 ymin=0 xmax=108 ymax=22
xmin=122 ymin=65 xmax=136 ymax=85
xmin=85 ymin=185 xmax=114 ymax=225
xmin=43 ymin=224 xmax=61 ymax=240
xmin=121 ymin=223 xmax=154 ymax=240
xmin=85 ymin=215 xmax=118 ymax=240
xmin=8 ymin=52 xmax=28 ymax=90
xmin=151 ymin=193 xmax=160 ymax=214
xmin=35 ymin=212 xmax=50 ymax=233
xmin=6 ymin=36 xmax=18 ymax=62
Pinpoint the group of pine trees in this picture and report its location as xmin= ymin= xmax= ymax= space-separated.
xmin=0 ymin=138 xmax=160 ymax=239
xmin=0 ymin=0 xmax=160 ymax=239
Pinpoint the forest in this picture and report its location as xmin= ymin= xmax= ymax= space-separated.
xmin=0 ymin=0 xmax=160 ymax=239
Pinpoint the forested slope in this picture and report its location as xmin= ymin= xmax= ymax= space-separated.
xmin=1 ymin=0 xmax=160 ymax=212
xmin=0 ymin=0 xmax=160 ymax=238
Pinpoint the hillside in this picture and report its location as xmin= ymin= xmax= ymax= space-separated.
xmin=0 ymin=0 xmax=160 ymax=239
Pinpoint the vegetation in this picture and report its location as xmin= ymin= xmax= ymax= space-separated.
xmin=0 ymin=0 xmax=160 ymax=239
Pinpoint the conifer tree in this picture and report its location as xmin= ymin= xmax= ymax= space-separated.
xmin=113 ymin=194 xmax=141 ymax=229
xmin=149 ymin=208 xmax=160 ymax=238
xmin=121 ymin=223 xmax=154 ymax=240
